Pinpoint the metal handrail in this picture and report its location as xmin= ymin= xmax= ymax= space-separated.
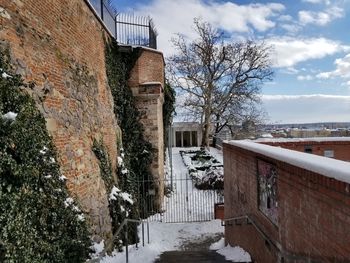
xmin=222 ymin=215 xmax=281 ymax=252
xmin=90 ymin=218 xmax=150 ymax=263
xmin=222 ymin=215 xmax=314 ymax=262
xmin=112 ymin=218 xmax=149 ymax=263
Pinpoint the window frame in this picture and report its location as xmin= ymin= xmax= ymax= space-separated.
xmin=257 ymin=159 xmax=278 ymax=226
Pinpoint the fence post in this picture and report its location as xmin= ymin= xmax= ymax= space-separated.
xmin=100 ymin=0 xmax=104 ymax=20
xmin=147 ymin=220 xmax=150 ymax=244
xmin=125 ymin=221 xmax=129 ymax=263
xmin=148 ymin=20 xmax=152 ymax=48
xmin=114 ymin=15 xmax=117 ymax=39
xmin=142 ymin=221 xmax=145 ymax=247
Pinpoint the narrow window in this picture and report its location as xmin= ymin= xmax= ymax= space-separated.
xmin=191 ymin=131 xmax=198 ymax=147
xmin=257 ymin=160 xmax=278 ymax=225
xmin=324 ymin=150 xmax=334 ymax=158
xmin=175 ymin=131 xmax=182 ymax=147
xmin=183 ymin=131 xmax=191 ymax=147
xmin=304 ymin=145 xmax=313 ymax=154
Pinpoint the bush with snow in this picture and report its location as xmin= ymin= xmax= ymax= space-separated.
xmin=0 ymin=51 xmax=90 ymax=261
xmin=93 ymin=141 xmax=138 ymax=252
xmin=180 ymin=150 xmax=224 ymax=190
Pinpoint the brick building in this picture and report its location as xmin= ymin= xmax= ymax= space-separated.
xmin=257 ymin=137 xmax=350 ymax=162
xmin=0 ymin=0 xmax=164 ymax=242
xmin=223 ymin=140 xmax=350 ymax=262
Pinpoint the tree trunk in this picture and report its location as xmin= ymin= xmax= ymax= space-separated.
xmin=201 ymin=107 xmax=211 ymax=148
xmin=212 ymin=115 xmax=220 ymax=148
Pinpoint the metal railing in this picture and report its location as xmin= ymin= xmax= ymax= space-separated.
xmin=116 ymin=14 xmax=157 ymax=49
xmin=86 ymin=0 xmax=157 ymax=49
xmin=222 ymin=215 xmax=315 ymax=262
xmin=113 ymin=219 xmax=149 ymax=263
xmin=222 ymin=215 xmax=280 ymax=252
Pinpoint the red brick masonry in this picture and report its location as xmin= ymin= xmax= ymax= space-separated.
xmin=223 ymin=141 xmax=350 ymax=263
xmin=257 ymin=137 xmax=350 ymax=162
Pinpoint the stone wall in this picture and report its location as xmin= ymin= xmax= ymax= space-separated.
xmin=0 ymin=0 xmax=119 ymax=242
xmin=129 ymin=48 xmax=165 ymax=207
xmin=223 ymin=141 xmax=350 ymax=262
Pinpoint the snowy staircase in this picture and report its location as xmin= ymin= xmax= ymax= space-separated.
xmin=154 ymin=250 xmax=251 ymax=263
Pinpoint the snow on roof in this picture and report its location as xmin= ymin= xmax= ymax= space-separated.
xmin=227 ymin=140 xmax=350 ymax=185
xmin=255 ymin=137 xmax=350 ymax=143
xmin=260 ymin=133 xmax=273 ymax=138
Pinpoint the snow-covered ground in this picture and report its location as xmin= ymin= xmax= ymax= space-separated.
xmin=99 ymin=147 xmax=251 ymax=263
xmin=101 ymin=220 xmax=224 ymax=263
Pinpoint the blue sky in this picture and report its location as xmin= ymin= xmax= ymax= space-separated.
xmin=111 ymin=0 xmax=350 ymax=124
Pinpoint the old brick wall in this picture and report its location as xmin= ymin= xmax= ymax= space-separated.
xmin=129 ymin=48 xmax=165 ymax=207
xmin=223 ymin=142 xmax=350 ymax=263
xmin=0 ymin=0 xmax=119 ymax=242
xmin=261 ymin=139 xmax=350 ymax=161
xmin=223 ymin=144 xmax=279 ymax=262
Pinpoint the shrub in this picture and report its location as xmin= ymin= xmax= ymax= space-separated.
xmin=0 ymin=51 xmax=91 ymax=262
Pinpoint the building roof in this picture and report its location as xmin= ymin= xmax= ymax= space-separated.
xmin=255 ymin=137 xmax=350 ymax=143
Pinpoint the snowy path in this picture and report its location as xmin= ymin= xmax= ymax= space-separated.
xmin=154 ymin=147 xmax=222 ymax=223
xmin=100 ymin=147 xmax=251 ymax=263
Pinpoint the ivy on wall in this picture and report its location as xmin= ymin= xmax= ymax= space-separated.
xmin=105 ymin=40 xmax=154 ymax=218
xmin=163 ymin=81 xmax=176 ymax=149
xmin=0 ymin=50 xmax=91 ymax=262
xmin=92 ymin=139 xmax=138 ymax=251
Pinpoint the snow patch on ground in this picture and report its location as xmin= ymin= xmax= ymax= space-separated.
xmin=100 ymin=147 xmax=226 ymax=263
xmin=216 ymin=245 xmax=252 ymax=262
xmin=209 ymin=237 xmax=225 ymax=250
xmin=210 ymin=238 xmax=252 ymax=262
xmin=101 ymin=220 xmax=224 ymax=263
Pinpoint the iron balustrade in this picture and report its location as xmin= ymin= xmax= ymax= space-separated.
xmin=85 ymin=0 xmax=157 ymax=49
xmin=222 ymin=215 xmax=316 ymax=262
xmin=88 ymin=219 xmax=150 ymax=263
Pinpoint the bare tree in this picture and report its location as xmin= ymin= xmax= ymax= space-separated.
xmin=225 ymin=103 xmax=268 ymax=140
xmin=167 ymin=18 xmax=273 ymax=147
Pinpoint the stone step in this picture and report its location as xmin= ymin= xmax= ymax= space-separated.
xmin=154 ymin=250 xmax=251 ymax=263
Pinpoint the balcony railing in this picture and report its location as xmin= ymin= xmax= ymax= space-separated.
xmin=86 ymin=0 xmax=157 ymax=49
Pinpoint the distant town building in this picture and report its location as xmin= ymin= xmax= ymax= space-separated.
xmin=256 ymin=137 xmax=350 ymax=162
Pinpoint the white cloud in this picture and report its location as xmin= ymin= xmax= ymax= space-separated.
xmin=317 ymin=54 xmax=350 ymax=79
xmin=278 ymin=15 xmax=293 ymax=22
xmin=279 ymin=67 xmax=299 ymax=75
xmin=262 ymin=94 xmax=350 ymax=123
xmin=302 ymin=0 xmax=331 ymax=4
xmin=280 ymin=23 xmax=301 ymax=34
xmin=267 ymin=37 xmax=350 ymax=67
xmin=132 ymin=0 xmax=285 ymax=56
xmin=298 ymin=6 xmax=344 ymax=26
xmin=297 ymin=75 xmax=314 ymax=81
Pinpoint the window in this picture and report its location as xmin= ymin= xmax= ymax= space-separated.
xmin=191 ymin=131 xmax=198 ymax=147
xmin=183 ymin=131 xmax=191 ymax=147
xmin=324 ymin=150 xmax=334 ymax=158
xmin=175 ymin=131 xmax=182 ymax=147
xmin=304 ymin=145 xmax=313 ymax=154
xmin=257 ymin=160 xmax=278 ymax=225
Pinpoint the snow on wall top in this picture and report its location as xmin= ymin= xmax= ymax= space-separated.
xmin=141 ymin=81 xmax=163 ymax=86
xmin=255 ymin=137 xmax=350 ymax=143
xmin=226 ymin=140 xmax=350 ymax=185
